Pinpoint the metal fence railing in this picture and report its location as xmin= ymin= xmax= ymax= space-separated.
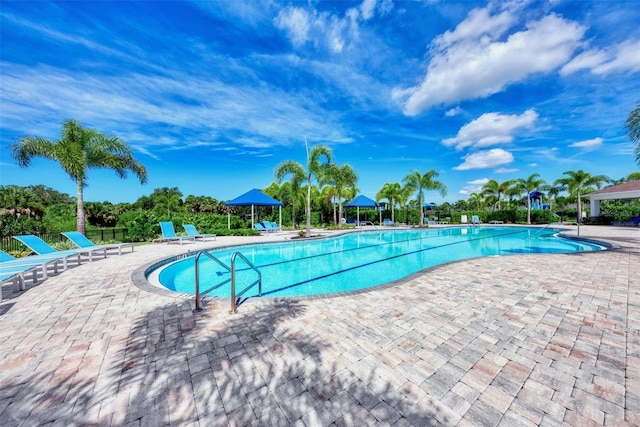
xmin=1 ymin=228 xmax=128 ymax=253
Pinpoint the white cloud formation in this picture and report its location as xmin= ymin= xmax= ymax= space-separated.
xmin=570 ymin=137 xmax=603 ymax=150
xmin=273 ymin=7 xmax=311 ymax=47
xmin=445 ymin=106 xmax=462 ymax=117
xmin=360 ymin=0 xmax=377 ymax=20
xmin=274 ymin=0 xmax=392 ymax=53
xmin=561 ymin=39 xmax=640 ymax=76
xmin=393 ymin=9 xmax=586 ymax=115
xmin=454 ymin=148 xmax=514 ymax=170
xmin=443 ymin=109 xmax=538 ymax=150
xmin=494 ymin=167 xmax=519 ymax=173
xmin=0 ymin=63 xmax=352 ymax=157
xmin=458 ymin=177 xmax=489 ymax=195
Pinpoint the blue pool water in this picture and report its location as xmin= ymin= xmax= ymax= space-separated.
xmin=156 ymin=227 xmax=606 ymax=298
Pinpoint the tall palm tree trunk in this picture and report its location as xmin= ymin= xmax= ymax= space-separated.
xmin=577 ymin=193 xmax=582 ymax=224
xmin=391 ymin=198 xmax=395 ymax=223
xmin=77 ymin=180 xmax=85 ymax=235
xmin=306 ymin=183 xmax=312 ymax=236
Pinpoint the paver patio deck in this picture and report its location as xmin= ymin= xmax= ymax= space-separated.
xmin=0 ymin=224 xmax=638 ymax=426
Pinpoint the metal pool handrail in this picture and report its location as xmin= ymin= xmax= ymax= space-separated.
xmin=194 ymin=250 xmax=231 ymax=312
xmin=193 ymin=250 xmax=262 ymax=314
xmin=230 ymin=251 xmax=262 ymax=314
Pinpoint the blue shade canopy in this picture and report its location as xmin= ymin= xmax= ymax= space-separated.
xmin=345 ymin=194 xmax=378 ymax=208
xmin=226 ymin=189 xmax=284 ymax=206
xmin=423 ymin=202 xmax=437 ymax=208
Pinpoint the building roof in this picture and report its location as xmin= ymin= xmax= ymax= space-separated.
xmin=584 ymin=180 xmax=640 ymax=199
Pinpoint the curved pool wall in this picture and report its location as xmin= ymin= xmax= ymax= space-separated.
xmin=149 ymin=227 xmax=608 ymax=299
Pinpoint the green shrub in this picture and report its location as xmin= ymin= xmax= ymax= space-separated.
xmin=118 ymin=210 xmax=159 ymax=242
xmin=530 ymin=210 xmax=558 ymax=224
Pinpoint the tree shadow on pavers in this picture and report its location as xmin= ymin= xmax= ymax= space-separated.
xmin=113 ymin=298 xmax=443 ymax=425
xmin=0 ymin=349 xmax=111 ymax=426
xmin=1 ymin=297 xmax=442 ymax=426
xmin=0 ymin=301 xmax=14 ymax=316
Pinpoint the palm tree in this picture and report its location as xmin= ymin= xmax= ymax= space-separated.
xmin=321 ymin=162 xmax=358 ymax=229
xmin=626 ymin=171 xmax=640 ymax=182
xmin=155 ymin=193 xmax=183 ymax=219
xmin=515 ymin=173 xmax=547 ymax=224
xmin=319 ymin=185 xmax=337 ymax=224
xmin=467 ymin=192 xmax=481 ymax=211
xmin=626 ymin=101 xmax=640 ymax=165
xmin=275 ymin=143 xmax=331 ymax=237
xmin=403 ymin=169 xmax=447 ymax=227
xmin=376 ymin=182 xmax=403 ymax=224
xmin=542 ymin=183 xmax=563 ymax=211
xmin=481 ymin=179 xmax=512 ymax=210
xmin=11 ymin=119 xmax=148 ymax=234
xmin=553 ymin=170 xmax=610 ymax=224
xmin=278 ymin=181 xmax=305 ymax=228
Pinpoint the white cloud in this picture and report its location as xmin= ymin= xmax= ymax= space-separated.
xmin=458 ymin=177 xmax=489 ymax=195
xmin=570 ymin=137 xmax=603 ymax=150
xmin=360 ymin=0 xmax=377 ymax=20
xmin=0 ymin=63 xmax=352 ymax=157
xmin=469 ymin=178 xmax=490 ymax=185
xmin=494 ymin=167 xmax=519 ymax=173
xmin=445 ymin=107 xmax=462 ymax=117
xmin=435 ymin=8 xmax=513 ymax=49
xmin=273 ymin=7 xmax=311 ymax=47
xmin=274 ymin=0 xmax=392 ymax=54
xmin=394 ymin=9 xmax=585 ymax=115
xmin=443 ymin=109 xmax=538 ymax=150
xmin=454 ymin=148 xmax=514 ymax=170
xmin=561 ymin=39 xmax=640 ymax=76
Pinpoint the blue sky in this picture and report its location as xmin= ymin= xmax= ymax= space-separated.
xmin=1 ymin=0 xmax=639 ymax=204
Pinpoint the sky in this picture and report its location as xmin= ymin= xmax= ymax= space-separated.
xmin=1 ymin=0 xmax=639 ymax=205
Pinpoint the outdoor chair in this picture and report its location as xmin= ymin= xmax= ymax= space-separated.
xmin=0 ymin=249 xmax=68 ymax=296
xmin=262 ymin=222 xmax=277 ymax=232
xmin=269 ymin=222 xmax=282 ymax=231
xmin=254 ymin=223 xmax=267 ymax=233
xmin=471 ymin=215 xmax=482 ymax=225
xmin=13 ymin=234 xmax=107 ymax=263
xmin=153 ymin=222 xmax=196 ymax=244
xmin=61 ymin=231 xmax=134 ymax=255
xmin=183 ymin=224 xmax=216 ymax=241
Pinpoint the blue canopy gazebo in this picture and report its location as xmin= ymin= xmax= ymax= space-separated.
xmin=345 ymin=194 xmax=378 ymax=227
xmin=225 ymin=189 xmax=284 ymax=229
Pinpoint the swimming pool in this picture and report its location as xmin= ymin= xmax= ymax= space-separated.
xmin=154 ymin=227 xmax=606 ymax=298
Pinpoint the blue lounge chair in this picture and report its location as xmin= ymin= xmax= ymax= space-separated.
xmin=383 ymin=219 xmax=394 ymax=226
xmin=0 ymin=249 xmax=66 ymax=273
xmin=62 ymin=231 xmax=134 ymax=255
xmin=0 ymin=252 xmax=40 ymax=295
xmin=269 ymin=222 xmax=282 ymax=231
xmin=471 ymin=215 xmax=482 ymax=225
xmin=152 ymin=222 xmax=196 ymax=244
xmin=1 ymin=248 xmax=72 ymax=295
xmin=254 ymin=223 xmax=267 ymax=233
xmin=182 ymin=224 xmax=216 ymax=241
xmin=13 ymin=234 xmax=107 ymax=262
xmin=262 ymin=222 xmax=278 ymax=232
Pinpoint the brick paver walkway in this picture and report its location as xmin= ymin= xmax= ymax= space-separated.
xmin=0 ymin=225 xmax=638 ymax=426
